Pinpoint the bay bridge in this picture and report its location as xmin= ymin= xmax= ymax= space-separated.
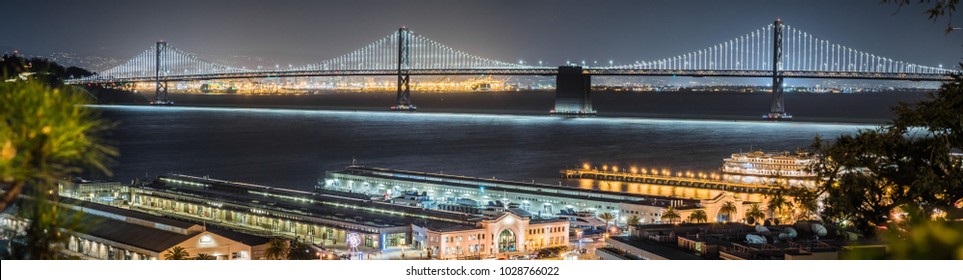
xmin=66 ymin=19 xmax=958 ymax=119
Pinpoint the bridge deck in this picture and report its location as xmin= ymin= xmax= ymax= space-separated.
xmin=66 ymin=68 xmax=953 ymax=85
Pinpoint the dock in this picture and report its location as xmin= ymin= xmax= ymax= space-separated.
xmin=560 ymin=169 xmax=780 ymax=194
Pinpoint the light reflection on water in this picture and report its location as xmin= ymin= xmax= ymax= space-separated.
xmin=90 ymin=104 xmax=872 ymax=192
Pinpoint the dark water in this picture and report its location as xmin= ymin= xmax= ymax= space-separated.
xmin=93 ymin=91 xmax=925 ymax=190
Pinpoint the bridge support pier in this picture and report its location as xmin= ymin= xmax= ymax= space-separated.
xmin=551 ymin=66 xmax=595 ymax=116
xmin=768 ymin=77 xmax=789 ymax=119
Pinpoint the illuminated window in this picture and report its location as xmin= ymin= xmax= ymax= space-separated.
xmin=200 ymin=235 xmax=213 ymax=244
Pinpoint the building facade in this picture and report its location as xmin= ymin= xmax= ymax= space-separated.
xmin=424 ymin=211 xmax=569 ymax=260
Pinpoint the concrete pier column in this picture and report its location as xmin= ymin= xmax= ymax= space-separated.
xmin=552 ymin=66 xmax=596 ymax=116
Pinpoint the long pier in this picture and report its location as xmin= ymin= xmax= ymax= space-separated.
xmin=560 ymin=169 xmax=780 ymax=194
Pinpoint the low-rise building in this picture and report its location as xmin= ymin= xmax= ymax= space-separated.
xmin=423 ymin=208 xmax=569 ymax=260
xmin=1 ymin=197 xmax=270 ymax=260
xmin=601 ymin=223 xmax=851 ymax=260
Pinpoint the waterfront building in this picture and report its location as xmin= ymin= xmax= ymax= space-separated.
xmin=57 ymin=178 xmax=128 ymax=204
xmin=0 ymin=197 xmax=269 ymax=260
xmin=421 ymin=207 xmax=569 ymax=260
xmin=324 ymin=166 xmax=745 ymax=225
xmin=109 ymin=174 xmax=568 ymax=259
xmin=127 ymin=174 xmax=445 ymax=251
xmin=44 ymin=166 xmax=756 ymax=260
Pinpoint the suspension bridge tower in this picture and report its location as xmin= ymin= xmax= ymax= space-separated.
xmin=152 ymin=41 xmax=173 ymax=105
xmin=392 ymin=26 xmax=416 ymax=111
xmin=765 ymin=19 xmax=791 ymax=119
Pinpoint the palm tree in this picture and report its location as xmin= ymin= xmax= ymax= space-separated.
xmin=264 ymin=238 xmax=289 ymax=260
xmin=765 ymin=190 xmax=793 ymax=224
xmin=597 ymin=212 xmax=615 ymax=231
xmin=744 ymin=203 xmax=766 ymax=225
xmin=661 ymin=206 xmax=681 ymax=224
xmin=687 ymin=209 xmax=709 ymax=223
xmin=627 ymin=215 xmax=642 ymax=227
xmin=719 ymin=201 xmax=738 ymax=223
xmin=193 ymin=253 xmax=216 ymax=260
xmin=287 ymin=241 xmax=314 ymax=260
xmin=164 ymin=246 xmax=190 ymax=260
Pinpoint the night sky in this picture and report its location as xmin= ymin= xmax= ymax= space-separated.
xmin=4 ymin=0 xmax=961 ymax=69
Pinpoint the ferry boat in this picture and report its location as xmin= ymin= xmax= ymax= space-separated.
xmin=762 ymin=112 xmax=793 ymax=120
xmin=390 ymin=104 xmax=417 ymax=111
xmin=149 ymin=99 xmax=175 ymax=106
xmin=721 ymin=150 xmax=815 ymax=186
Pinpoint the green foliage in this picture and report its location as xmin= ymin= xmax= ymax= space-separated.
xmin=193 ymin=253 xmax=216 ymax=260
xmin=164 ymin=246 xmax=189 ymax=260
xmin=1 ymin=54 xmax=94 ymax=84
xmin=0 ymin=81 xmax=116 ymax=211
xmin=661 ymin=206 xmax=681 ymax=223
xmin=806 ymin=66 xmax=963 ymax=238
xmin=884 ymin=207 xmax=963 ymax=259
xmin=597 ymin=212 xmax=615 ymax=228
xmin=880 ymin=0 xmax=959 ymax=33
xmin=286 ymin=241 xmax=315 ymax=260
xmin=687 ymin=209 xmax=708 ymax=223
xmin=744 ymin=203 xmax=766 ymax=225
xmin=764 ymin=187 xmax=793 ymax=222
xmin=0 ymin=81 xmax=113 ymax=260
xmin=719 ymin=201 xmax=737 ymax=222
xmin=264 ymin=238 xmax=289 ymax=260
xmin=626 ymin=214 xmax=641 ymax=226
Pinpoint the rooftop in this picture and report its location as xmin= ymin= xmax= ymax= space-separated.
xmin=72 ymin=210 xmax=200 ymax=253
xmin=150 ymin=174 xmax=475 ymax=231
xmin=334 ymin=166 xmax=702 ymax=209
xmin=59 ymin=197 xmax=198 ymax=231
xmin=610 ymin=236 xmax=707 ymax=260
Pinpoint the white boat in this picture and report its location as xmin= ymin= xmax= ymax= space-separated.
xmin=721 ymin=150 xmax=816 ymax=187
